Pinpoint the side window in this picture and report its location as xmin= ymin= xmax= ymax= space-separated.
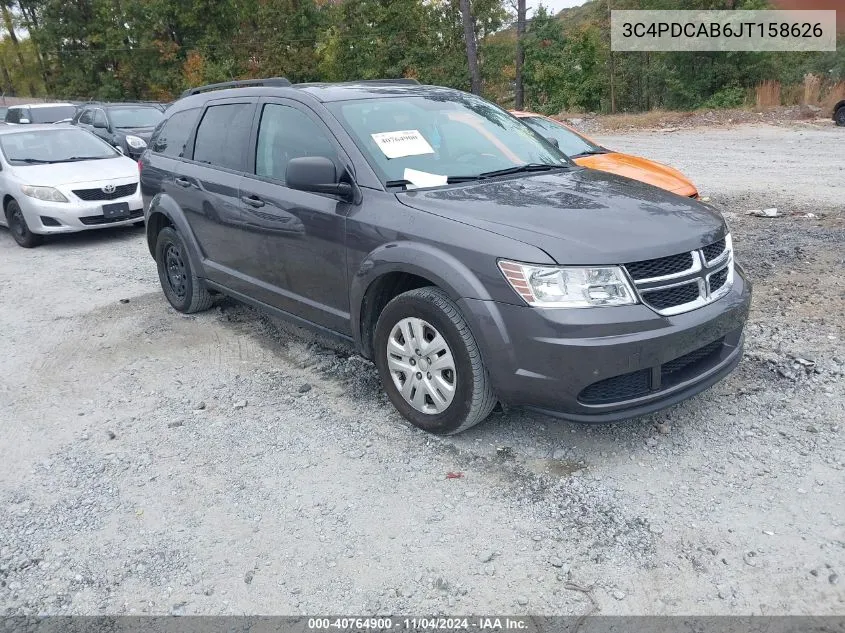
xmin=5 ymin=109 xmax=16 ymax=123
xmin=92 ymin=109 xmax=108 ymax=128
xmin=192 ymin=103 xmax=254 ymax=172
xmin=255 ymin=104 xmax=338 ymax=184
xmin=151 ymin=108 xmax=200 ymax=158
xmin=78 ymin=109 xmax=93 ymax=125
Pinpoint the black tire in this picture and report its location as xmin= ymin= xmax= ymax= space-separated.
xmin=836 ymin=106 xmax=845 ymax=127
xmin=5 ymin=200 xmax=43 ymax=248
xmin=373 ymin=286 xmax=496 ymax=434
xmin=154 ymin=226 xmax=214 ymax=313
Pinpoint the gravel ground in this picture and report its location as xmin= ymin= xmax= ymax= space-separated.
xmin=1 ymin=123 xmax=843 ymax=617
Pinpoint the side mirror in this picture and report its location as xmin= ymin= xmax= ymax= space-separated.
xmin=546 ymin=136 xmax=560 ymax=149
xmin=19 ymin=118 xmax=30 ymax=124
xmin=286 ymin=156 xmax=353 ymax=201
xmin=93 ymin=119 xmax=108 ymax=130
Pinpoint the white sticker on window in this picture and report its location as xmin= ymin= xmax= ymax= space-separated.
xmin=403 ymin=168 xmax=447 ymax=189
xmin=371 ymin=130 xmax=434 ymax=159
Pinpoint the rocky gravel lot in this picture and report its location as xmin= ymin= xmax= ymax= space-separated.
xmin=1 ymin=123 xmax=843 ymax=617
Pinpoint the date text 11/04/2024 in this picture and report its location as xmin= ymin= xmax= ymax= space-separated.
xmin=307 ymin=617 xmax=530 ymax=630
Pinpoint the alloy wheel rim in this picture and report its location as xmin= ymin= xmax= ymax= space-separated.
xmin=386 ymin=317 xmax=456 ymax=415
xmin=165 ymin=243 xmax=187 ymax=299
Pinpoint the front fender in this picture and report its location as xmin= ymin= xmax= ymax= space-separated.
xmin=146 ymin=193 xmax=206 ymax=278
xmin=350 ymin=241 xmax=495 ymax=352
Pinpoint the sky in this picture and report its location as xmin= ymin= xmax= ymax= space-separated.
xmin=526 ymin=0 xmax=588 ymax=16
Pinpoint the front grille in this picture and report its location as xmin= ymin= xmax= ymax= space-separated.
xmin=79 ymin=209 xmax=143 ymax=225
xmin=579 ymin=337 xmax=727 ymax=406
xmin=661 ymin=338 xmax=725 ymax=380
xmin=73 ymin=183 xmax=138 ymax=201
xmin=702 ymin=238 xmax=726 ymax=263
xmin=579 ymin=369 xmax=651 ymax=405
xmin=641 ymin=282 xmax=700 ymax=310
xmin=625 ymin=251 xmax=693 ymax=281
xmin=709 ymin=267 xmax=729 ymax=293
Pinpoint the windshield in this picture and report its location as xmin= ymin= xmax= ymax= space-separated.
xmin=0 ymin=128 xmax=119 ymax=165
xmin=328 ymin=93 xmax=567 ymax=187
xmin=520 ymin=116 xmax=603 ymax=157
xmin=109 ymin=107 xmax=164 ymax=129
xmin=29 ymin=106 xmax=78 ymax=124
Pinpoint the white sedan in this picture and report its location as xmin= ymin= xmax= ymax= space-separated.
xmin=0 ymin=125 xmax=143 ymax=247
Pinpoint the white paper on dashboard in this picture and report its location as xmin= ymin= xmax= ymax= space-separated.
xmin=371 ymin=130 xmax=435 ymax=159
xmin=403 ymin=168 xmax=448 ymax=189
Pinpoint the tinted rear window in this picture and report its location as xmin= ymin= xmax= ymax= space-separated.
xmin=109 ymin=107 xmax=164 ymax=129
xmin=29 ymin=106 xmax=77 ymax=124
xmin=151 ymin=108 xmax=200 ymax=158
xmin=192 ymin=103 xmax=254 ymax=172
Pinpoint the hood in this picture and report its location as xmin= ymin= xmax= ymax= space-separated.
xmin=11 ymin=156 xmax=139 ymax=187
xmin=575 ymin=152 xmax=697 ymax=196
xmin=116 ymin=127 xmax=155 ymax=141
xmin=396 ymin=167 xmax=725 ymax=265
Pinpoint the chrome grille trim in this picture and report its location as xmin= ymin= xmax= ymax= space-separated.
xmin=626 ymin=234 xmax=734 ymax=316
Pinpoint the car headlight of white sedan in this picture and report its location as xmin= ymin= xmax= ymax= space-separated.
xmin=125 ymin=135 xmax=147 ymax=150
xmin=20 ymin=185 xmax=69 ymax=203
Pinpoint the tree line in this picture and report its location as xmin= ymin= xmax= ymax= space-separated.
xmin=0 ymin=0 xmax=842 ymax=113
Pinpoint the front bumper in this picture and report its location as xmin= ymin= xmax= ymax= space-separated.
xmin=18 ymin=192 xmax=144 ymax=234
xmin=460 ymin=265 xmax=751 ymax=422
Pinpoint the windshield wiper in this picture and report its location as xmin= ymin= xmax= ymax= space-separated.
xmin=477 ymin=163 xmax=567 ymax=179
xmin=570 ymin=149 xmax=609 ymax=158
xmin=12 ymin=158 xmax=56 ymax=164
xmin=385 ymin=179 xmax=414 ymax=189
xmin=62 ymin=155 xmax=111 ymax=162
xmin=386 ymin=165 xmax=562 ymax=190
xmin=386 ymin=175 xmax=484 ymax=190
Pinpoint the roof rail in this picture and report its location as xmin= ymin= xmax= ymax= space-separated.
xmin=181 ymin=77 xmax=292 ymax=98
xmin=350 ymin=78 xmax=421 ymax=85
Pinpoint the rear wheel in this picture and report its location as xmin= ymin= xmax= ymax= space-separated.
xmin=154 ymin=226 xmax=214 ymax=313
xmin=836 ymin=106 xmax=845 ymax=127
xmin=374 ymin=287 xmax=496 ymax=434
xmin=5 ymin=200 xmax=42 ymax=248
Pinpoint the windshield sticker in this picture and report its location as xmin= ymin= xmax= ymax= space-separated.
xmin=403 ymin=168 xmax=447 ymax=189
xmin=371 ymin=130 xmax=435 ymax=159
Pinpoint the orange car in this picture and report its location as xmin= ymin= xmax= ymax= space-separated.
xmin=511 ymin=111 xmax=699 ymax=199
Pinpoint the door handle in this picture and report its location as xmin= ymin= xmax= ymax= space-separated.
xmin=241 ymin=195 xmax=265 ymax=208
xmin=175 ymin=177 xmax=191 ymax=188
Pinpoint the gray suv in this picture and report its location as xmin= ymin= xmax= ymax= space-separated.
xmin=140 ymin=78 xmax=751 ymax=434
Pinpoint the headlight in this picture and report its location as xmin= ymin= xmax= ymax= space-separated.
xmin=20 ymin=185 xmax=69 ymax=203
xmin=125 ymin=135 xmax=147 ymax=150
xmin=498 ymin=260 xmax=637 ymax=308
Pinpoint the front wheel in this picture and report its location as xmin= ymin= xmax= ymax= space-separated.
xmin=5 ymin=200 xmax=43 ymax=248
xmin=836 ymin=106 xmax=845 ymax=127
xmin=154 ymin=226 xmax=214 ymax=313
xmin=374 ymin=287 xmax=496 ymax=434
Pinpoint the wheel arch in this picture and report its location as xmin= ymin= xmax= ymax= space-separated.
xmin=3 ymin=194 xmax=17 ymax=215
xmin=146 ymin=193 xmax=206 ymax=277
xmin=351 ymin=242 xmax=494 ymax=358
